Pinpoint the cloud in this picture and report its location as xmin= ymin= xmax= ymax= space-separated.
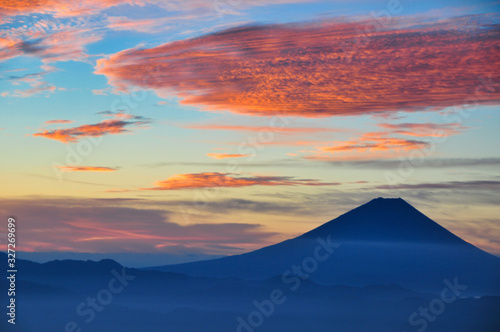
xmin=57 ymin=166 xmax=118 ymax=172
xmin=2 ymin=66 xmax=59 ymax=97
xmin=92 ymin=89 xmax=108 ymax=95
xmin=94 ymin=15 xmax=500 ymax=117
xmin=308 ymin=131 xmax=428 ymax=159
xmin=105 ymin=15 xmax=180 ymax=34
xmin=1 ymin=26 xmax=102 ymax=64
xmin=188 ymin=124 xmax=344 ymax=134
xmin=140 ymin=172 xmax=340 ymax=190
xmin=4 ymin=81 xmax=56 ymax=97
xmin=0 ymin=198 xmax=277 ymax=254
xmin=207 ymin=153 xmax=250 ymax=159
xmin=0 ymin=0 xmax=122 ymax=18
xmin=141 ymin=157 xmax=500 ymax=171
xmin=377 ymin=122 xmax=468 ymax=137
xmin=33 ymin=112 xmax=151 ymax=143
xmin=375 ymin=180 xmax=500 ymax=191
xmin=45 ymin=119 xmax=73 ymax=124
xmin=323 ymin=157 xmax=500 ymax=169
xmin=0 ymin=0 xmax=309 ymax=19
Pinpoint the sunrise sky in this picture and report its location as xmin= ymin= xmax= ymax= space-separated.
xmin=1 ymin=0 xmax=499 ymax=262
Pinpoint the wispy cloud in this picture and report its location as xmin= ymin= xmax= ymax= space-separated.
xmin=95 ymin=15 xmax=500 ymax=117
xmin=92 ymin=89 xmax=108 ymax=95
xmin=0 ymin=0 xmax=309 ymax=20
xmin=2 ymin=66 xmax=58 ymax=97
xmin=188 ymin=124 xmax=344 ymax=134
xmin=206 ymin=153 xmax=250 ymax=159
xmin=140 ymin=172 xmax=340 ymax=190
xmin=377 ymin=122 xmax=468 ymax=137
xmin=375 ymin=180 xmax=500 ymax=190
xmin=0 ymin=198 xmax=278 ymax=254
xmin=57 ymin=166 xmax=118 ymax=172
xmin=306 ymin=131 xmax=429 ymax=160
xmin=1 ymin=26 xmax=102 ymax=64
xmin=44 ymin=119 xmax=73 ymax=124
xmin=33 ymin=111 xmax=151 ymax=143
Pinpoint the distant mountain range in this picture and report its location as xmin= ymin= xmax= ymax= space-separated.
xmin=2 ymin=197 xmax=499 ymax=331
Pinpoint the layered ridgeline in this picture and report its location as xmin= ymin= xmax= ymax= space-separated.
xmin=148 ymin=198 xmax=500 ymax=295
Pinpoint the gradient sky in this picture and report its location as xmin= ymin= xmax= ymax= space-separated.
xmin=1 ymin=0 xmax=499 ymax=261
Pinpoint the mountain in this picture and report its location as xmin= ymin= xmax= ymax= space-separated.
xmin=3 ymin=252 xmax=499 ymax=332
xmin=147 ymin=197 xmax=500 ymax=295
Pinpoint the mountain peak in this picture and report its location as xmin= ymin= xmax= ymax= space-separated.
xmin=300 ymin=197 xmax=465 ymax=244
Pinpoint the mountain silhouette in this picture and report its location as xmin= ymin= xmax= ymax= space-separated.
xmin=148 ymin=198 xmax=500 ymax=295
xmin=299 ymin=197 xmax=467 ymax=243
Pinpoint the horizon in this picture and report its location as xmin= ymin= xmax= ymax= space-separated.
xmin=6 ymin=197 xmax=500 ymax=268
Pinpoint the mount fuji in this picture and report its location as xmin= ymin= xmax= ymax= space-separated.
xmin=148 ymin=197 xmax=500 ymax=295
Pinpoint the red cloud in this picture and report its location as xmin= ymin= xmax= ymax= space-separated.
xmin=57 ymin=166 xmax=118 ymax=172
xmin=33 ymin=114 xmax=150 ymax=143
xmin=95 ymin=15 xmax=500 ymax=118
xmin=206 ymin=153 xmax=250 ymax=159
xmin=140 ymin=172 xmax=339 ymax=190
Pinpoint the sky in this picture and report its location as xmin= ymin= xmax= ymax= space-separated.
xmin=0 ymin=0 xmax=499 ymax=264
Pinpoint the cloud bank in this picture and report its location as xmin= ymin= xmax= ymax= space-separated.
xmin=95 ymin=15 xmax=500 ymax=118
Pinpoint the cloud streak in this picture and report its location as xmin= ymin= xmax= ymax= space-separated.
xmin=188 ymin=124 xmax=344 ymax=134
xmin=33 ymin=112 xmax=150 ymax=143
xmin=0 ymin=198 xmax=277 ymax=254
xmin=375 ymin=180 xmax=500 ymax=191
xmin=206 ymin=153 xmax=250 ymax=159
xmin=377 ymin=122 xmax=468 ymax=137
xmin=57 ymin=166 xmax=118 ymax=172
xmin=309 ymin=131 xmax=429 ymax=159
xmin=140 ymin=172 xmax=340 ymax=190
xmin=45 ymin=119 xmax=73 ymax=124
xmin=95 ymin=15 xmax=500 ymax=117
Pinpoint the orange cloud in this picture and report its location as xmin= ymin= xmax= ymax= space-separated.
xmin=57 ymin=166 xmax=118 ymax=172
xmin=33 ymin=113 xmax=150 ymax=143
xmin=377 ymin=122 xmax=467 ymax=137
xmin=318 ymin=132 xmax=428 ymax=154
xmin=95 ymin=15 xmax=500 ymax=118
xmin=206 ymin=153 xmax=250 ymax=159
xmin=141 ymin=172 xmax=340 ymax=190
